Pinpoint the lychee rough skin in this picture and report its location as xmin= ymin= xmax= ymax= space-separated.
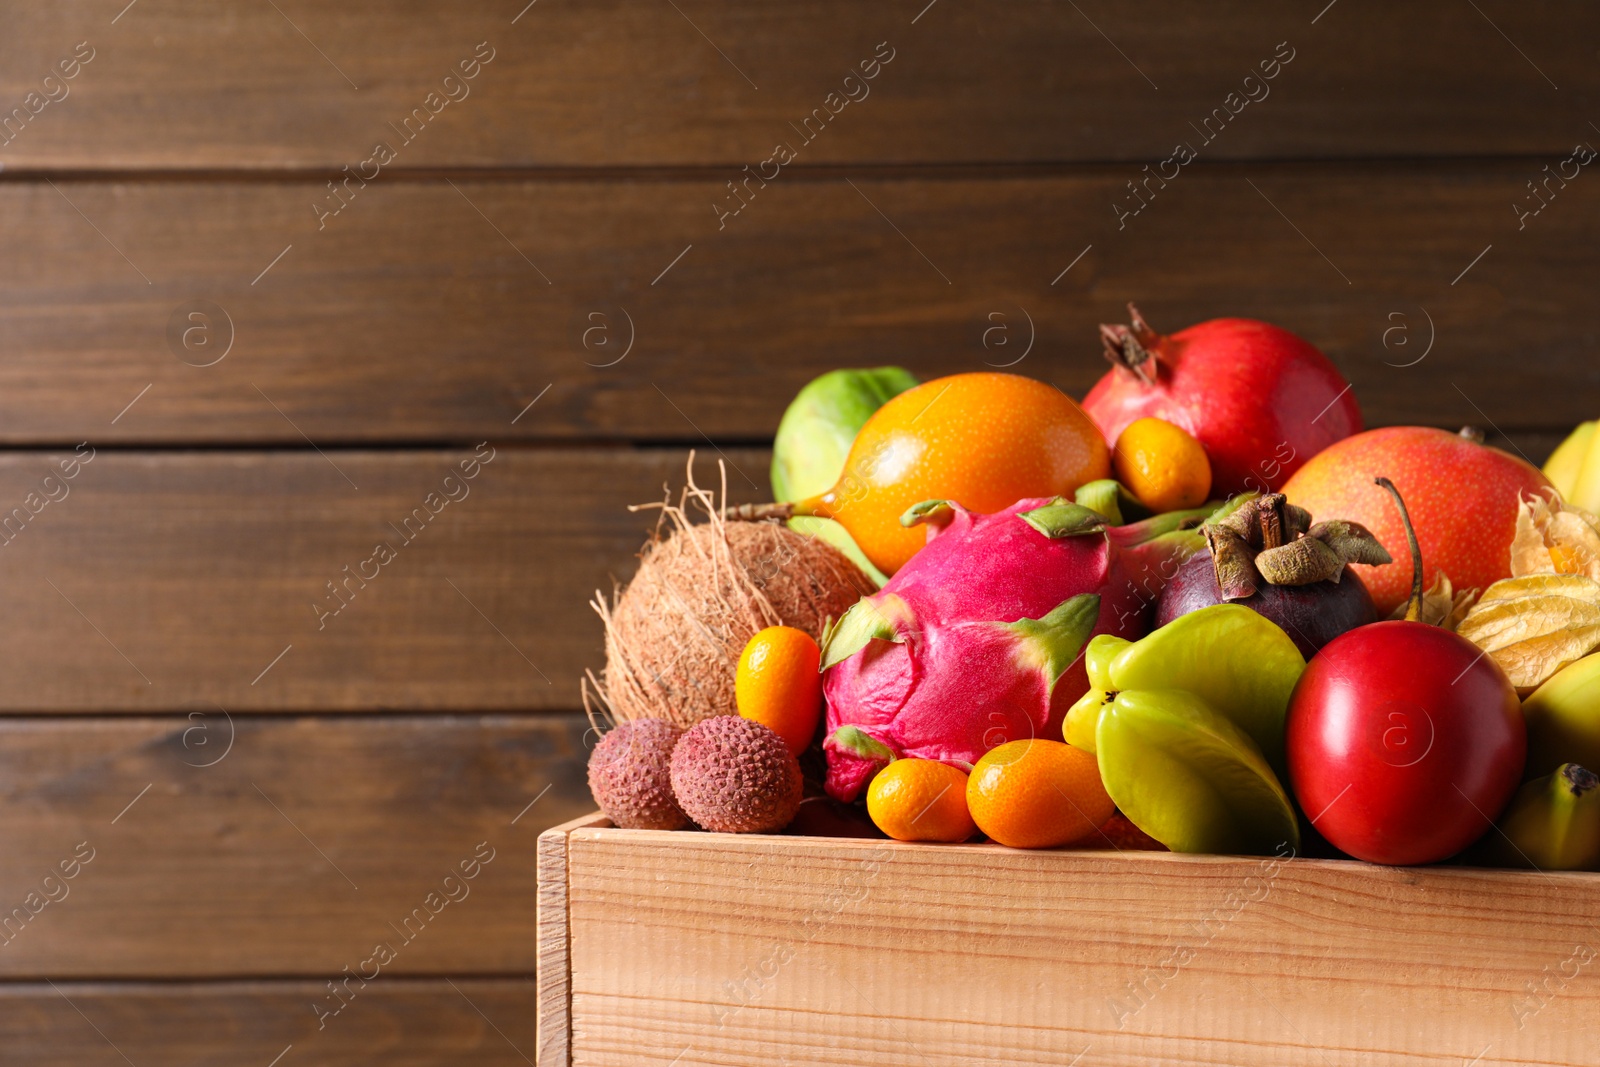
xmin=588 ymin=719 xmax=689 ymax=830
xmin=670 ymin=717 xmax=803 ymax=833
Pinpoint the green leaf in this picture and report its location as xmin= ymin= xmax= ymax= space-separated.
xmin=1004 ymin=594 xmax=1101 ymax=692
xmin=900 ymin=499 xmax=956 ymax=528
xmin=1073 ymin=480 xmax=1124 ymax=525
xmin=819 ymin=594 xmax=911 ymax=670
xmin=1017 ymin=501 xmax=1107 ymax=539
xmin=828 ymin=725 xmax=896 ymax=763
xmin=1074 ymin=479 xmax=1155 ymax=525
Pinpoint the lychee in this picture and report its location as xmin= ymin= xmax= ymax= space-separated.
xmin=670 ymin=717 xmax=803 ymax=833
xmin=587 ymin=718 xmax=688 ymax=830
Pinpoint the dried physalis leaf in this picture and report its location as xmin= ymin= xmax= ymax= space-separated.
xmin=1511 ymin=493 xmax=1600 ymax=580
xmin=1388 ymin=571 xmax=1475 ymax=632
xmin=1510 ymin=495 xmax=1555 ymax=575
xmin=1456 ymin=573 xmax=1600 ymax=691
xmin=1547 ymin=511 xmax=1600 ymax=578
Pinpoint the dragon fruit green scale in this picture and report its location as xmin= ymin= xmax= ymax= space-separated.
xmin=820 ymin=495 xmax=1215 ymax=802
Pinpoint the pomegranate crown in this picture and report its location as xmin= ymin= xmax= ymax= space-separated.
xmin=1100 ymin=302 xmax=1163 ymax=385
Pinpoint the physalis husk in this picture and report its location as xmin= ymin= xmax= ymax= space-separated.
xmin=1454 ymin=493 xmax=1600 ymax=692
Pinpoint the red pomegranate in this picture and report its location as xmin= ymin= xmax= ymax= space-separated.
xmin=1082 ymin=305 xmax=1362 ymax=495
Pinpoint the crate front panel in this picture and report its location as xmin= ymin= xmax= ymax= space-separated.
xmin=563 ymin=828 xmax=1600 ymax=1067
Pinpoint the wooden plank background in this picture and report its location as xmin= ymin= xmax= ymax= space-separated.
xmin=1 ymin=1 xmax=1597 ymax=169
xmin=1 ymin=1 xmax=1595 ymax=1062
xmin=0 ymin=168 xmax=1596 ymax=444
xmin=0 ymin=715 xmax=593 ymax=976
xmin=0 ymin=448 xmax=763 ymax=711
xmin=0 ymin=980 xmax=543 ymax=1066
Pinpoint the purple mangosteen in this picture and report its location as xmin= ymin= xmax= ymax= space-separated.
xmin=1155 ymin=493 xmax=1392 ymax=659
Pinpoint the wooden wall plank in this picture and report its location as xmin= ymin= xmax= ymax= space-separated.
xmin=0 ymin=447 xmax=766 ymax=712
xmin=1 ymin=166 xmax=1594 ymax=445
xmin=0 ymin=978 xmax=539 ymax=1066
xmin=0 ymin=714 xmax=591 ymax=978
xmin=0 ymin=1 xmax=1592 ymax=170
xmin=0 ymin=433 xmax=1555 ymax=716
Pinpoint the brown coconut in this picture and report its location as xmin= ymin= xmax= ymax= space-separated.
xmin=586 ymin=458 xmax=872 ymax=730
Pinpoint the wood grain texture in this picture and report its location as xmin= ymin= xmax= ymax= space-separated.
xmin=0 ymin=978 xmax=539 ymax=1067
xmin=0 ymin=713 xmax=591 ymax=978
xmin=1 ymin=1 xmax=1592 ymax=171
xmin=538 ymin=813 xmax=608 ymax=1067
xmin=560 ymin=827 xmax=1600 ymax=1066
xmin=2 ymin=166 xmax=1595 ymax=445
xmin=0 ymin=447 xmax=764 ymax=712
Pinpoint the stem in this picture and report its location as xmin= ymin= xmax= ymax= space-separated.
xmin=1562 ymin=763 xmax=1599 ymax=796
xmin=1258 ymin=494 xmax=1287 ymax=550
xmin=1458 ymin=426 xmax=1486 ymax=445
xmin=723 ymin=501 xmax=796 ymax=522
xmin=1099 ymin=302 xmax=1163 ymax=386
xmin=1126 ymin=302 xmax=1160 ymax=348
xmin=723 ymin=492 xmax=830 ymax=522
xmin=1375 ymin=477 xmax=1424 ymax=623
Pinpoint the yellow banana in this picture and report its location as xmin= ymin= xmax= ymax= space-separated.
xmin=1562 ymin=420 xmax=1600 ymax=512
xmin=1523 ymin=652 xmax=1600 ymax=778
xmin=1476 ymin=764 xmax=1600 ymax=871
xmin=1543 ymin=421 xmax=1596 ymax=500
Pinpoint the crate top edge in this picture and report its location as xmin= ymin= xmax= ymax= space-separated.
xmin=563 ymin=817 xmax=1600 ymax=890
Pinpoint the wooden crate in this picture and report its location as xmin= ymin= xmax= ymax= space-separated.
xmin=538 ymin=813 xmax=1600 ymax=1066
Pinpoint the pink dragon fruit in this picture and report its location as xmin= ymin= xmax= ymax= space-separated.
xmin=820 ymin=495 xmax=1216 ymax=802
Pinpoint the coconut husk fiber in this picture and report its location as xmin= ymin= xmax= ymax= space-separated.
xmin=586 ymin=456 xmax=873 ymax=730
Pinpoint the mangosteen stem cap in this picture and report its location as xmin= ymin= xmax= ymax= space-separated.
xmin=1202 ymin=493 xmax=1381 ymax=596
